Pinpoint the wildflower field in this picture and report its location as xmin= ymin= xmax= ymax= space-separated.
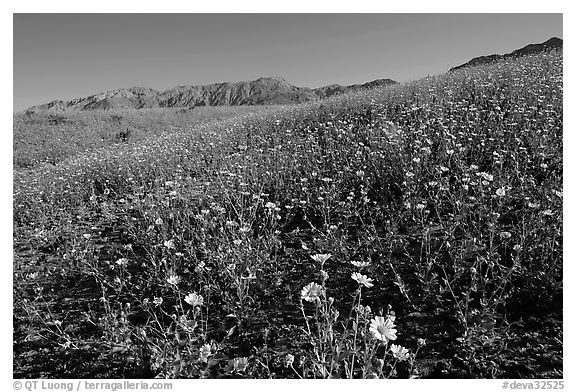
xmin=14 ymin=105 xmax=272 ymax=169
xmin=13 ymin=50 xmax=563 ymax=378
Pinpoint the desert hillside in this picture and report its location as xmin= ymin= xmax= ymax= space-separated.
xmin=14 ymin=48 xmax=562 ymax=378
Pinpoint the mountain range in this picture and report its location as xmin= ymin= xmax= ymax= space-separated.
xmin=450 ymin=37 xmax=563 ymax=71
xmin=24 ymin=77 xmax=397 ymax=113
xmin=24 ymin=37 xmax=563 ymax=113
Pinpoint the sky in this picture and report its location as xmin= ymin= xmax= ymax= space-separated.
xmin=13 ymin=13 xmax=562 ymax=112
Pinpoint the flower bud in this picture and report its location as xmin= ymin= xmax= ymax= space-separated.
xmin=285 ymin=354 xmax=295 ymax=367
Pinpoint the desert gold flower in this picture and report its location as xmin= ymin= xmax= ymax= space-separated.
xmin=233 ymin=357 xmax=249 ymax=372
xmin=351 ymin=261 xmax=371 ymax=269
xmin=351 ymin=272 xmax=374 ymax=288
xmin=310 ymin=253 xmax=332 ymax=264
xmin=199 ymin=344 xmax=211 ymax=363
xmin=166 ymin=274 xmax=180 ymax=286
xmin=184 ymin=292 xmax=204 ymax=307
xmin=163 ymin=239 xmax=175 ymax=249
xmin=369 ymin=316 xmax=397 ymax=342
xmin=390 ymin=344 xmax=410 ymax=361
xmin=301 ymin=282 xmax=323 ymax=302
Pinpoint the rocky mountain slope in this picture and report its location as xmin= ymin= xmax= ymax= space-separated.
xmin=450 ymin=37 xmax=563 ymax=71
xmin=25 ymin=77 xmax=397 ymax=113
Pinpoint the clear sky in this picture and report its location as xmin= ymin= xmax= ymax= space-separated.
xmin=13 ymin=13 xmax=562 ymax=112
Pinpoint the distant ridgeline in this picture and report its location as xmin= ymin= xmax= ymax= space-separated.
xmin=25 ymin=37 xmax=562 ymax=113
xmin=450 ymin=37 xmax=563 ymax=72
xmin=25 ymin=77 xmax=398 ymax=113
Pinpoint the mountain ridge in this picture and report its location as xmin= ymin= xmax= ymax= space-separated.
xmin=26 ymin=37 xmax=562 ymax=113
xmin=450 ymin=37 xmax=563 ymax=72
xmin=25 ymin=77 xmax=397 ymax=113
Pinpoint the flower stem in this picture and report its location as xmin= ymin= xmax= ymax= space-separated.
xmin=349 ymin=286 xmax=362 ymax=378
xmin=300 ymin=300 xmax=312 ymax=336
